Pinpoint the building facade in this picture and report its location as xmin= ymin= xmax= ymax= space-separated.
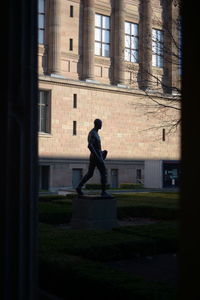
xmin=38 ymin=0 xmax=181 ymax=191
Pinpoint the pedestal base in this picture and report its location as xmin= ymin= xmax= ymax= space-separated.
xmin=70 ymin=195 xmax=119 ymax=230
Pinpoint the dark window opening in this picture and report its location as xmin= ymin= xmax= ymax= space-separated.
xmin=136 ymin=169 xmax=142 ymax=183
xmin=39 ymin=165 xmax=50 ymax=191
xmin=72 ymin=169 xmax=82 ymax=188
xmin=69 ymin=38 xmax=73 ymax=51
xmin=111 ymin=169 xmax=118 ymax=188
xmin=70 ymin=5 xmax=74 ymax=17
xmin=73 ymin=94 xmax=77 ymax=108
xmin=162 ymin=128 xmax=166 ymax=141
xmin=73 ymin=121 xmax=77 ymax=135
xmin=163 ymin=161 xmax=180 ymax=188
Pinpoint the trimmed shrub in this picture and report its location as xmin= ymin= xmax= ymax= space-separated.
xmin=39 ymin=194 xmax=67 ymax=202
xmin=120 ymin=183 xmax=144 ymax=189
xmin=38 ymin=202 xmax=72 ymax=224
xmin=85 ymin=183 xmax=110 ymax=189
xmin=39 ymin=222 xmax=178 ymax=262
xmin=117 ymin=206 xmax=178 ymax=220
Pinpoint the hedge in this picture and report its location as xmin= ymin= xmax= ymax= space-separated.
xmin=120 ymin=183 xmax=144 ymax=189
xmin=117 ymin=206 xmax=178 ymax=221
xmin=85 ymin=183 xmax=110 ymax=189
xmin=39 ymin=222 xmax=178 ymax=262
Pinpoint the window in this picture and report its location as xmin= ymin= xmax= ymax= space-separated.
xmin=38 ymin=90 xmax=50 ymax=133
xmin=152 ymin=29 xmax=164 ymax=68
xmin=72 ymin=169 xmax=82 ymax=188
xmin=73 ymin=121 xmax=77 ymax=135
xmin=125 ymin=22 xmax=139 ymax=63
xmin=95 ymin=14 xmax=110 ymax=57
xmin=38 ymin=0 xmax=45 ymax=44
xmin=69 ymin=38 xmax=73 ymax=51
xmin=70 ymin=5 xmax=74 ymax=17
xmin=39 ymin=165 xmax=50 ymax=190
xmin=73 ymin=94 xmax=77 ymax=108
xmin=136 ymin=169 xmax=142 ymax=183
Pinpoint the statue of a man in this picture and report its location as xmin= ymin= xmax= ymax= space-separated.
xmin=76 ymin=119 xmax=112 ymax=198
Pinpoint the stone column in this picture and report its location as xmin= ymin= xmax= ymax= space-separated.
xmin=83 ymin=0 xmax=95 ymax=81
xmin=114 ymin=0 xmax=125 ymax=86
xmin=48 ymin=0 xmax=61 ymax=75
xmin=163 ymin=0 xmax=173 ymax=93
xmin=140 ymin=0 xmax=153 ymax=89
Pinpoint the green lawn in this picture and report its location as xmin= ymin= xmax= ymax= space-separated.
xmin=38 ymin=192 xmax=179 ymax=299
xmin=39 ymin=253 xmax=177 ymax=300
xmin=38 ymin=192 xmax=179 ymax=224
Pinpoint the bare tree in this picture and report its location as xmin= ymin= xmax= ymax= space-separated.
xmin=126 ymin=0 xmax=182 ymax=135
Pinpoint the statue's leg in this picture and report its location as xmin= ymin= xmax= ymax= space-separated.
xmin=76 ymin=159 xmax=95 ymax=194
xmin=96 ymin=161 xmax=107 ymax=193
xmin=97 ymin=160 xmax=113 ymax=198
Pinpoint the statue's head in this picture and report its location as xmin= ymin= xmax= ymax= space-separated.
xmin=94 ymin=119 xmax=102 ymax=129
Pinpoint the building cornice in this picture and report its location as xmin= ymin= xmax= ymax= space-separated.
xmin=38 ymin=74 xmax=181 ymax=100
xmin=39 ymin=156 xmax=145 ymax=165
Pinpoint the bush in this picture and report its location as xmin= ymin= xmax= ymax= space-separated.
xmin=39 ymin=194 xmax=67 ymax=201
xmin=120 ymin=183 xmax=144 ymax=189
xmin=85 ymin=183 xmax=110 ymax=189
xmin=38 ymin=202 xmax=72 ymax=224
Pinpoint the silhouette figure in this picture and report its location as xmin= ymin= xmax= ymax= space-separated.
xmin=76 ymin=119 xmax=112 ymax=198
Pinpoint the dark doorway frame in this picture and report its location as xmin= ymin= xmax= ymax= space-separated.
xmin=2 ymin=0 xmax=38 ymax=299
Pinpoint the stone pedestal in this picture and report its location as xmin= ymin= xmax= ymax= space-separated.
xmin=70 ymin=195 xmax=119 ymax=230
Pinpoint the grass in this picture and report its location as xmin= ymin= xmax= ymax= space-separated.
xmin=38 ymin=192 xmax=179 ymax=224
xmin=116 ymin=192 xmax=179 ymax=208
xmin=39 ymin=253 xmax=177 ymax=300
xmin=38 ymin=192 xmax=179 ymax=299
xmin=39 ymin=222 xmax=178 ymax=299
xmin=39 ymin=221 xmax=178 ymax=261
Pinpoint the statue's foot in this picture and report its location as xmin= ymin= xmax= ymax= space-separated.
xmin=76 ymin=187 xmax=84 ymax=196
xmin=101 ymin=191 xmax=114 ymax=199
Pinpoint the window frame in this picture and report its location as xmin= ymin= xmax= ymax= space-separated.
xmin=124 ymin=21 xmax=139 ymax=63
xmin=152 ymin=28 xmax=164 ymax=68
xmin=38 ymin=90 xmax=51 ymax=134
xmin=95 ymin=13 xmax=110 ymax=57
